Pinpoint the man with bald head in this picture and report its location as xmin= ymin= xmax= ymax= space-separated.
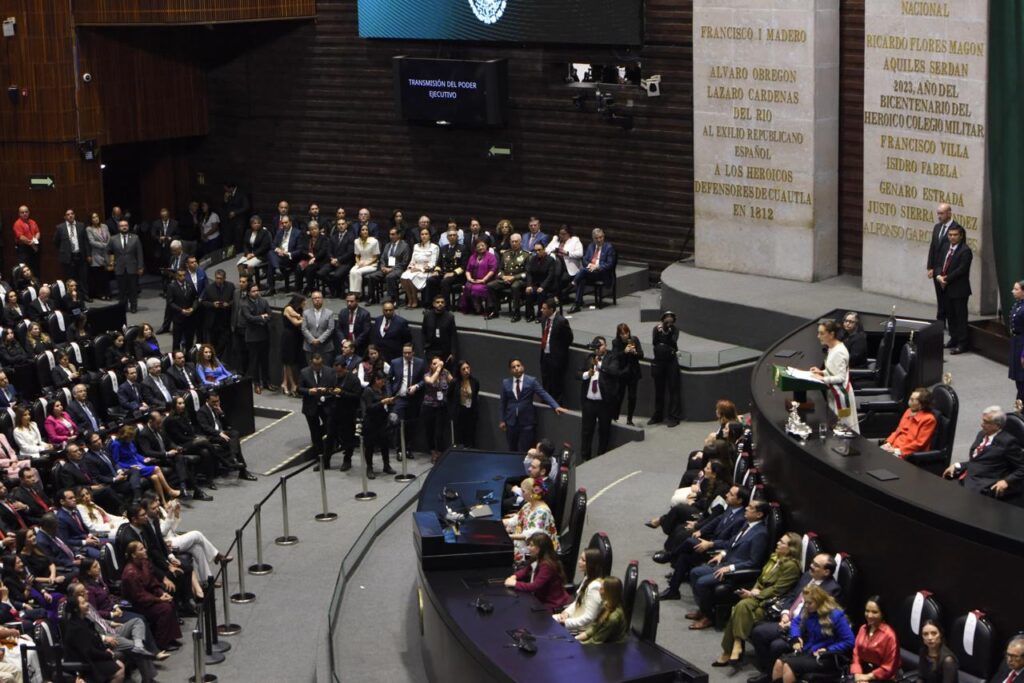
xmin=13 ymin=205 xmax=40 ymax=272
xmin=926 ymin=202 xmax=961 ymax=325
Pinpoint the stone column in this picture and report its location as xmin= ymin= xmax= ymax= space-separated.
xmin=861 ymin=0 xmax=991 ymax=313
xmin=693 ymin=0 xmax=840 ymax=282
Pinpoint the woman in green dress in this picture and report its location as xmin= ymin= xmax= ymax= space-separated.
xmin=577 ymin=576 xmax=629 ymax=644
xmin=715 ymin=531 xmax=803 ymax=666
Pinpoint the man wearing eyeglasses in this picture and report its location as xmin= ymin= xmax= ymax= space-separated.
xmin=943 ymin=406 xmax=1024 ymax=502
xmin=991 ymin=637 xmax=1024 ymax=683
xmin=747 ymin=553 xmax=842 ymax=683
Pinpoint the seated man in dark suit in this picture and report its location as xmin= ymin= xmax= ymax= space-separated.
xmin=136 ymin=412 xmax=211 ymax=502
xmin=57 ymin=441 xmax=125 ymax=514
xmin=83 ymin=431 xmax=140 ymax=504
xmin=35 ymin=512 xmax=79 ymax=576
xmin=569 ymin=227 xmax=616 ymax=314
xmin=165 ymin=396 xmax=227 ymax=488
xmin=141 ymin=358 xmax=176 ymax=412
xmin=117 ymin=365 xmax=150 ymax=416
xmin=943 ymin=406 xmax=1024 ymax=502
xmin=0 ymin=371 xmax=17 ymax=409
xmin=195 ymin=393 xmax=256 ymax=482
xmin=166 ymin=350 xmax=200 ymax=393
xmin=687 ymin=500 xmax=770 ymax=629
xmin=0 ymin=481 xmax=30 ymax=534
xmin=747 ymin=553 xmax=841 ymax=683
xmin=658 ymin=485 xmax=750 ymax=599
xmin=66 ymin=383 xmax=105 ymax=435
xmin=115 ymin=501 xmax=195 ymax=615
xmin=990 ymin=636 xmax=1024 ymax=683
xmin=55 ymin=488 xmax=105 ymax=557
xmin=11 ymin=467 xmax=52 ymax=526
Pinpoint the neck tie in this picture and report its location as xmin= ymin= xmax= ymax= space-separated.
xmin=211 ymin=408 xmax=221 ymax=432
xmin=384 ymin=318 xmax=390 ymax=333
xmin=76 ymin=462 xmax=93 ymax=483
xmin=791 ymin=592 xmax=805 ymax=616
xmin=53 ymin=534 xmax=74 ymax=560
xmin=515 ymin=378 xmax=521 ymax=400
xmin=541 ymin=319 xmax=551 ymax=351
xmin=4 ymin=503 xmax=25 ymax=529
xmin=972 ymin=435 xmax=991 ymax=460
xmin=80 ymin=402 xmax=98 ymax=431
xmin=939 ymin=222 xmax=949 ymax=240
xmin=591 ymin=245 xmax=601 ymax=266
xmin=732 ymin=523 xmax=751 ymax=548
xmin=1005 ymin=671 xmax=1019 ymax=683
xmin=122 ymin=235 xmax=127 ymax=250
xmin=30 ymin=489 xmax=49 ymax=512
xmin=942 ymin=246 xmax=955 ymax=275
xmin=183 ymin=369 xmax=194 ymax=390
xmin=314 ymin=371 xmax=320 ymax=385
xmin=72 ymin=509 xmax=85 ymax=532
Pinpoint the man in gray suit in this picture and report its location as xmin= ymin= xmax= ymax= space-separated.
xmin=302 ymin=290 xmax=336 ymax=367
xmin=108 ymin=219 xmax=144 ymax=313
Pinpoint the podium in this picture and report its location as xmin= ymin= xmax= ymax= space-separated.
xmin=771 ymin=364 xmax=827 ymax=406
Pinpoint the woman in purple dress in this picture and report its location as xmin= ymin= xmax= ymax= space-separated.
xmin=462 ymin=239 xmax=497 ymax=314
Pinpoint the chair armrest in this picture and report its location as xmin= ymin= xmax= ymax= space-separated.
xmin=904 ymin=449 xmax=949 ymax=476
xmin=856 ymin=386 xmax=891 ymax=397
xmin=849 ymin=368 xmax=876 ymax=380
xmin=723 ymin=569 xmax=760 ymax=588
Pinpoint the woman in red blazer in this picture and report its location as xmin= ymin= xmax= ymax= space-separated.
xmin=504 ymin=532 xmax=571 ymax=611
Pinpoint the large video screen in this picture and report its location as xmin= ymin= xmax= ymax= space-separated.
xmin=360 ymin=0 xmax=643 ymax=46
xmin=394 ymin=57 xmax=508 ymax=127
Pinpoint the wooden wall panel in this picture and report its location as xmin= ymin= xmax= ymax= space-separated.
xmin=0 ymin=1 xmax=81 ymax=143
xmin=0 ymin=143 xmax=104 ymax=281
xmin=77 ymin=28 xmax=209 ymax=145
xmin=72 ymin=0 xmax=316 ymax=26
xmin=187 ymin=1 xmax=696 ymax=275
xmin=839 ymin=0 xmax=865 ymax=275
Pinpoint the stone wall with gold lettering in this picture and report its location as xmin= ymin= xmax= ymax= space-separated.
xmin=693 ymin=0 xmax=839 ymax=282
xmin=861 ymin=0 xmax=992 ymax=312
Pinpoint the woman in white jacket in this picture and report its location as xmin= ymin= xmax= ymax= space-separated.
xmin=554 ymin=548 xmax=606 ymax=632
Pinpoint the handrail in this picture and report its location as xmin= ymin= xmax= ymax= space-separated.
xmin=325 ymin=475 xmax=425 ymax=682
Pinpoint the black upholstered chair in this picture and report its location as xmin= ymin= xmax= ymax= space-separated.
xmin=851 ymin=317 xmax=897 ymax=389
xmin=551 ymin=466 xmax=569 ymax=532
xmin=630 ymin=580 xmax=660 ymax=642
xmin=832 ymin=552 xmax=859 ymax=610
xmin=587 ymin=532 xmax=613 ymax=578
xmin=859 ymin=342 xmax=917 ymax=436
xmin=895 ymin=590 xmax=944 ymax=672
xmin=622 ymin=560 xmax=639 ymax=622
xmin=800 ymin=532 xmax=823 ymax=572
xmin=949 ymin=610 xmax=998 ymax=683
xmin=906 ymin=383 xmax=959 ymax=476
xmin=557 ymin=488 xmax=588 ymax=581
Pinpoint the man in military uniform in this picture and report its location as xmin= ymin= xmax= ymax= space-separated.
xmin=426 ymin=226 xmax=469 ymax=306
xmin=486 ymin=233 xmax=529 ymax=321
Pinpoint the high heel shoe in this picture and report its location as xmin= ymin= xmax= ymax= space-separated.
xmin=254 ymin=385 xmax=262 ymax=395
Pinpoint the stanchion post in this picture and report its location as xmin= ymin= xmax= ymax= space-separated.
xmin=315 ymin=443 xmax=339 ymax=520
xmin=229 ymin=529 xmax=256 ymax=603
xmin=200 ymin=600 xmax=225 ymax=666
xmin=247 ymin=504 xmax=273 ymax=575
xmin=355 ymin=423 xmax=377 ymax=501
xmin=275 ymin=475 xmax=299 ymax=545
xmin=395 ymin=418 xmax=415 ymax=482
xmin=217 ymin=562 xmax=241 ymax=636
xmin=206 ymin=577 xmax=230 ymax=653
xmin=189 ymin=627 xmax=216 ymax=683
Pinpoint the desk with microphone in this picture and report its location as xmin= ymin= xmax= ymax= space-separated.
xmin=415 ymin=449 xmax=706 ymax=683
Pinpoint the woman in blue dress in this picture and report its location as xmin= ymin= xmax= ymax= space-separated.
xmin=109 ymin=425 xmax=180 ymax=506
